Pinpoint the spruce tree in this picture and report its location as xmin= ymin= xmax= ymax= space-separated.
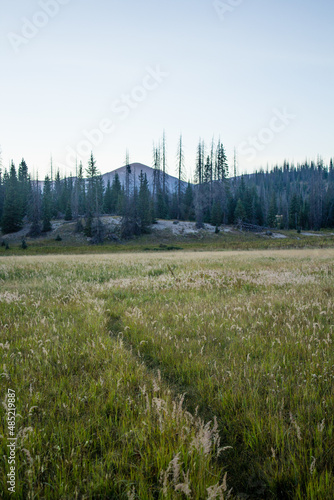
xmin=267 ymin=192 xmax=278 ymax=228
xmin=254 ymin=193 xmax=264 ymax=226
xmin=152 ymin=143 xmax=161 ymax=213
xmin=60 ymin=177 xmax=70 ymax=214
xmin=176 ymin=135 xmax=185 ymax=220
xmin=18 ymin=158 xmax=30 ymax=219
xmin=234 ymin=199 xmax=246 ymax=223
xmin=86 ymin=152 xmax=98 ymax=215
xmin=85 ymin=152 xmax=102 ymax=236
xmin=138 ymin=171 xmax=152 ymax=232
xmin=156 ymin=187 xmax=168 ymax=219
xmin=28 ymin=179 xmax=42 ymax=237
xmin=42 ymin=175 xmax=53 ymax=232
xmin=117 ymin=186 xmax=125 ymax=216
xmin=215 ymin=140 xmax=228 ymax=181
xmin=0 ymin=164 xmax=4 ymax=224
xmin=184 ymin=182 xmax=195 ymax=221
xmin=211 ymin=199 xmax=222 ymax=226
xmin=243 ymin=188 xmax=253 ymax=223
xmin=53 ymin=170 xmax=62 ymax=216
xmin=111 ymin=173 xmax=122 ymax=214
xmin=124 ymin=150 xmax=131 ymax=215
xmin=289 ymin=192 xmax=300 ymax=229
xmin=1 ymin=162 xmax=23 ymax=234
xmin=77 ymin=162 xmax=86 ymax=215
xmin=162 ymin=130 xmax=167 ymax=194
xmin=64 ymin=202 xmax=72 ymax=221
xmin=103 ymin=179 xmax=113 ymax=214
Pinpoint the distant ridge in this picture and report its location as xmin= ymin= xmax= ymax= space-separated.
xmin=37 ymin=162 xmax=189 ymax=193
xmin=102 ymin=163 xmax=188 ymax=192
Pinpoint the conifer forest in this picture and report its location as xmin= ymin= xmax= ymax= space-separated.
xmin=1 ymin=139 xmax=334 ymax=240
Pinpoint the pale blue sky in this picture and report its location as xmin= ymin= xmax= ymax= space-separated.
xmin=1 ymin=0 xmax=333 ymax=179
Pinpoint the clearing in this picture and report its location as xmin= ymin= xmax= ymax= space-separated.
xmin=0 ymin=249 xmax=333 ymax=498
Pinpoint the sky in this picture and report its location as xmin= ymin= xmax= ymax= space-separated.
xmin=0 ymin=0 xmax=333 ymax=180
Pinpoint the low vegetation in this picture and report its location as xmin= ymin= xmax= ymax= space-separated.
xmin=1 ymin=249 xmax=334 ymax=498
xmin=1 ymin=221 xmax=334 ymax=256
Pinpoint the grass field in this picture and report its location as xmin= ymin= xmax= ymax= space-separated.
xmin=1 ymin=223 xmax=334 ymax=256
xmin=0 ymin=249 xmax=334 ymax=499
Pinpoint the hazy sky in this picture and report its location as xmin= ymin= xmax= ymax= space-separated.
xmin=1 ymin=0 xmax=333 ymax=179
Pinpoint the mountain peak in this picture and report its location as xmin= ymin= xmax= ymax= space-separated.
xmin=102 ymin=163 xmax=187 ymax=191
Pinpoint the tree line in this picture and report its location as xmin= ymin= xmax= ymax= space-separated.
xmin=0 ymin=138 xmax=333 ymax=239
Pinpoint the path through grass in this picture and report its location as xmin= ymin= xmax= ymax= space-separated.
xmin=1 ymin=249 xmax=333 ymax=498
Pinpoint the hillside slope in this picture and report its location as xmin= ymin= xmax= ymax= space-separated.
xmin=102 ymin=162 xmax=188 ymax=192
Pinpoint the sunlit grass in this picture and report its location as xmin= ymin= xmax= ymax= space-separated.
xmin=1 ymin=249 xmax=334 ymax=498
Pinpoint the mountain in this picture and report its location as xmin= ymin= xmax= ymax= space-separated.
xmin=102 ymin=163 xmax=188 ymax=192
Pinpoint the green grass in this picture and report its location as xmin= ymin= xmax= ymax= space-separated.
xmin=1 ymin=228 xmax=334 ymax=256
xmin=1 ymin=249 xmax=334 ymax=498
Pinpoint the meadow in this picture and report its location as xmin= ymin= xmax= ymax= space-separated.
xmin=0 ymin=249 xmax=333 ymax=499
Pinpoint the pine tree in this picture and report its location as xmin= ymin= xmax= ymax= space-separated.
xmin=195 ymin=139 xmax=203 ymax=185
xmin=156 ymin=187 xmax=168 ymax=219
xmin=170 ymin=189 xmax=179 ymax=220
xmin=72 ymin=163 xmax=79 ymax=221
xmin=85 ymin=152 xmax=103 ymax=236
xmin=138 ymin=171 xmax=152 ymax=232
xmin=64 ymin=201 xmax=72 ymax=221
xmin=215 ymin=140 xmax=228 ymax=181
xmin=184 ymin=182 xmax=195 ymax=221
xmin=18 ymin=158 xmax=30 ymax=219
xmin=28 ymin=178 xmax=42 ymax=237
xmin=195 ymin=139 xmax=205 ymax=227
xmin=267 ymin=192 xmax=278 ymax=228
xmin=117 ymin=185 xmax=125 ymax=216
xmin=0 ymin=148 xmax=5 ymax=224
xmin=0 ymin=171 xmax=3 ymax=224
xmin=111 ymin=173 xmax=122 ymax=214
xmin=103 ymin=179 xmax=113 ymax=214
xmin=72 ymin=162 xmax=85 ymax=232
xmin=203 ymin=155 xmax=212 ymax=184
xmin=243 ymin=188 xmax=253 ymax=223
xmin=60 ymin=176 xmax=66 ymax=213
xmin=1 ymin=162 xmax=23 ymax=234
xmin=253 ymin=190 xmax=264 ymax=226
xmin=289 ymin=192 xmax=300 ymax=229
xmin=234 ymin=198 xmax=246 ymax=223
xmin=202 ymin=155 xmax=213 ymax=223
xmin=124 ymin=150 xmax=131 ymax=215
xmin=162 ymin=130 xmax=167 ymax=198
xmin=53 ymin=170 xmax=62 ymax=216
xmin=86 ymin=152 xmax=98 ymax=215
xmin=300 ymin=199 xmax=310 ymax=230
xmin=77 ymin=162 xmax=86 ymax=215
xmin=211 ymin=199 xmax=222 ymax=226
xmin=152 ymin=143 xmax=161 ymax=209
xmin=42 ymin=175 xmax=53 ymax=232
xmin=176 ymin=135 xmax=185 ymax=220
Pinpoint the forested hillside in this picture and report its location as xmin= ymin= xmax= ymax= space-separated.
xmin=1 ymin=143 xmax=333 ymax=237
